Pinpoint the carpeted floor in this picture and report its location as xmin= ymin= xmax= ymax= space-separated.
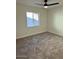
xmin=16 ymin=32 xmax=63 ymax=59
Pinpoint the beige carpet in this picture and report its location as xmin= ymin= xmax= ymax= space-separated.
xmin=16 ymin=32 xmax=63 ymax=59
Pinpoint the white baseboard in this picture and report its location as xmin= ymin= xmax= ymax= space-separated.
xmin=16 ymin=31 xmax=47 ymax=39
xmin=16 ymin=31 xmax=63 ymax=39
xmin=47 ymin=31 xmax=63 ymax=37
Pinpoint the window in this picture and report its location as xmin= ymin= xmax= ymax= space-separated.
xmin=26 ymin=12 xmax=40 ymax=27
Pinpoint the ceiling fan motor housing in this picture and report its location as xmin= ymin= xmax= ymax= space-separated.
xmin=44 ymin=3 xmax=47 ymax=6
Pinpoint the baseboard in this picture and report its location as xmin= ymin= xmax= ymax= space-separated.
xmin=16 ymin=31 xmax=63 ymax=40
xmin=16 ymin=31 xmax=47 ymax=39
xmin=47 ymin=31 xmax=63 ymax=37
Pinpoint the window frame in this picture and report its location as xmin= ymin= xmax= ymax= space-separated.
xmin=26 ymin=12 xmax=40 ymax=28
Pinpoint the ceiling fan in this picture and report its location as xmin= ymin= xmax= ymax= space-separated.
xmin=35 ymin=0 xmax=59 ymax=8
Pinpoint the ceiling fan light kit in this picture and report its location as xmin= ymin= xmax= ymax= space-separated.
xmin=44 ymin=6 xmax=48 ymax=8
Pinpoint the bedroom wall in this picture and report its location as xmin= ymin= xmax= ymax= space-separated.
xmin=16 ymin=3 xmax=47 ymax=39
xmin=47 ymin=6 xmax=63 ymax=36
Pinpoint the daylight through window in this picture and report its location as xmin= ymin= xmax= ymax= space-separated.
xmin=26 ymin=12 xmax=40 ymax=27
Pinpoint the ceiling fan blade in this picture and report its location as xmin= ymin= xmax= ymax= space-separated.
xmin=47 ymin=3 xmax=59 ymax=6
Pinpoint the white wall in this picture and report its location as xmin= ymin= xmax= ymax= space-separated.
xmin=16 ymin=3 xmax=63 ymax=39
xmin=16 ymin=3 xmax=47 ymax=39
xmin=47 ymin=6 xmax=63 ymax=36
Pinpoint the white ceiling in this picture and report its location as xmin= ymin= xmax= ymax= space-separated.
xmin=16 ymin=0 xmax=63 ymax=8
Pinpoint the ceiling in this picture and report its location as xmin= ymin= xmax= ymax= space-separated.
xmin=16 ymin=0 xmax=63 ymax=8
